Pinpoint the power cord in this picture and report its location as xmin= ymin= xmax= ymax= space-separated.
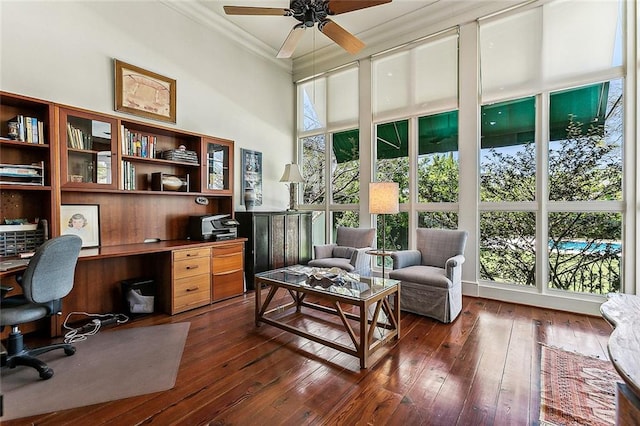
xmin=62 ymin=311 xmax=129 ymax=343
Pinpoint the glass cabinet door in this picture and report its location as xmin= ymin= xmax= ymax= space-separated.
xmin=205 ymin=140 xmax=231 ymax=193
xmin=59 ymin=108 xmax=117 ymax=188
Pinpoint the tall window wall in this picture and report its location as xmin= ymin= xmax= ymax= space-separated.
xmin=298 ymin=65 xmax=360 ymax=243
xmin=479 ymin=0 xmax=624 ymax=295
xmin=372 ymin=31 xmax=459 ymax=253
xmin=296 ymin=0 xmax=627 ymax=301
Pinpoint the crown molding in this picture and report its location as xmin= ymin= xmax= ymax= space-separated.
xmin=160 ymin=0 xmax=292 ymax=73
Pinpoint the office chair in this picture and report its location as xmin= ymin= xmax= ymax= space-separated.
xmin=1 ymin=234 xmax=82 ymax=379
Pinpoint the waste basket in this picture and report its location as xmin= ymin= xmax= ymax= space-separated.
xmin=121 ymin=278 xmax=155 ymax=317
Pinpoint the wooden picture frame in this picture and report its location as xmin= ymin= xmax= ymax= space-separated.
xmin=114 ymin=59 xmax=176 ymax=123
xmin=241 ymin=149 xmax=263 ymax=206
xmin=60 ymin=204 xmax=100 ymax=248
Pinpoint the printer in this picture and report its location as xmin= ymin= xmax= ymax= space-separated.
xmin=188 ymin=214 xmax=239 ymax=241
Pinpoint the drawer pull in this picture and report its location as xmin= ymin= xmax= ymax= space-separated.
xmin=186 ymin=265 xmax=199 ymax=270
xmin=186 ymin=286 xmax=200 ymax=292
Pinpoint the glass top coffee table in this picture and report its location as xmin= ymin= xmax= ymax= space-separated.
xmin=254 ymin=266 xmax=401 ymax=369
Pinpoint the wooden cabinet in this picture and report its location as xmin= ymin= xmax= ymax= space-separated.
xmin=211 ymin=241 xmax=244 ymax=301
xmin=202 ymin=138 xmax=233 ymax=195
xmin=58 ymin=107 xmax=118 ymax=189
xmin=236 ymin=211 xmax=312 ymax=290
xmin=168 ymin=247 xmax=211 ymax=314
xmin=0 ymin=92 xmax=56 ymax=236
xmin=120 ymin=119 xmax=203 ymax=192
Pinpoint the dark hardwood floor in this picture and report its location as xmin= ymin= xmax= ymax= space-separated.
xmin=4 ymin=290 xmax=612 ymax=425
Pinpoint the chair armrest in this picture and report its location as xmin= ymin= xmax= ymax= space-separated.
xmin=350 ymin=247 xmax=373 ymax=272
xmin=445 ymin=254 xmax=466 ymax=280
xmin=314 ymin=244 xmax=337 ymax=259
xmin=391 ymin=250 xmax=421 ymax=269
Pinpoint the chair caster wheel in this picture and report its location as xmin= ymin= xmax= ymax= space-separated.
xmin=39 ymin=367 xmax=54 ymax=380
xmin=64 ymin=346 xmax=76 ymax=356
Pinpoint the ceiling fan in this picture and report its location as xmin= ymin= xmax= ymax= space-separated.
xmin=223 ymin=0 xmax=392 ymax=58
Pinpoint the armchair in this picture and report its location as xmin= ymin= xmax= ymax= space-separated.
xmin=1 ymin=235 xmax=82 ymax=379
xmin=308 ymin=227 xmax=376 ymax=275
xmin=389 ymin=228 xmax=468 ymax=323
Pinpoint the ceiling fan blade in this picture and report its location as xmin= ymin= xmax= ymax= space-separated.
xmin=223 ymin=6 xmax=290 ymax=16
xmin=319 ymin=19 xmax=365 ymax=54
xmin=277 ymin=25 xmax=306 ymax=58
xmin=326 ymin=0 xmax=392 ymax=15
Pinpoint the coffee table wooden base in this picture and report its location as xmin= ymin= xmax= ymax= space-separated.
xmin=255 ymin=277 xmax=400 ymax=369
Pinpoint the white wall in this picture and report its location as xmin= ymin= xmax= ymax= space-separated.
xmin=0 ymin=0 xmax=295 ymax=211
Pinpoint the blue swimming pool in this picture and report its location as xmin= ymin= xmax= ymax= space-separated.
xmin=552 ymin=240 xmax=622 ymax=253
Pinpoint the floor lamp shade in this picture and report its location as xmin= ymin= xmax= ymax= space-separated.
xmin=369 ymin=182 xmax=399 ymax=214
xmin=369 ymin=182 xmax=399 ymax=280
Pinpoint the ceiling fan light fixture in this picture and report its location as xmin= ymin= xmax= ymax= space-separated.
xmin=224 ymin=0 xmax=392 ymax=58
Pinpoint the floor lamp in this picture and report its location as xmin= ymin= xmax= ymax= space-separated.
xmin=280 ymin=164 xmax=304 ymax=211
xmin=369 ymin=182 xmax=399 ymax=281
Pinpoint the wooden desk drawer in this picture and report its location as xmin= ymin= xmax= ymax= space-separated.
xmin=212 ymin=243 xmax=243 ymax=258
xmin=212 ymin=252 xmax=243 ymax=274
xmin=212 ymin=270 xmax=244 ymax=301
xmin=174 ymin=256 xmax=210 ymax=280
xmin=173 ymin=247 xmax=210 ymax=261
xmin=173 ymin=274 xmax=210 ymax=312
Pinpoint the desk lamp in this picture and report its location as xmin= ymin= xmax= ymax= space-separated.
xmin=280 ymin=164 xmax=304 ymax=211
xmin=369 ymin=182 xmax=399 ymax=280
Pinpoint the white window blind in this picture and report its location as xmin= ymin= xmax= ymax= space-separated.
xmin=480 ymin=0 xmax=622 ymax=102
xmin=480 ymin=9 xmax=541 ymax=102
xmin=542 ymin=0 xmax=621 ymax=84
xmin=414 ymin=34 xmax=459 ymax=111
xmin=327 ymin=66 xmax=358 ymax=127
xmin=373 ymin=32 xmax=459 ymax=119
xmin=373 ymin=50 xmax=410 ymax=118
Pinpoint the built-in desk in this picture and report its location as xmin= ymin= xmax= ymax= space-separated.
xmin=600 ymin=293 xmax=640 ymax=425
xmin=1 ymin=238 xmax=247 ymax=337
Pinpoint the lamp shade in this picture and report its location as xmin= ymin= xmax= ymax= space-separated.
xmin=279 ymin=164 xmax=304 ymax=183
xmin=369 ymin=182 xmax=399 ymax=214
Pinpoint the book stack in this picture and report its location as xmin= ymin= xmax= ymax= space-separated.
xmin=66 ymin=123 xmax=91 ymax=149
xmin=121 ymin=160 xmax=136 ymax=190
xmin=162 ymin=149 xmax=198 ymax=164
xmin=9 ymin=115 xmax=45 ymax=144
xmin=121 ymin=125 xmax=157 ymax=158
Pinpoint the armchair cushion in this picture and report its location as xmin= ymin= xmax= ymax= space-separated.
xmin=391 ymin=250 xmax=421 ymax=269
xmin=333 ymin=246 xmax=356 ymax=259
xmin=389 ymin=265 xmax=452 ymax=289
xmin=314 ymin=244 xmax=337 ymax=259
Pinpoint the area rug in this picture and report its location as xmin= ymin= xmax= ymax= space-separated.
xmin=539 ymin=344 xmax=621 ymax=426
xmin=1 ymin=322 xmax=190 ymax=421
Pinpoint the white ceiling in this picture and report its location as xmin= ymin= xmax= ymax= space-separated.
xmin=165 ymin=0 xmax=531 ymax=78
xmin=198 ymin=0 xmax=437 ymax=59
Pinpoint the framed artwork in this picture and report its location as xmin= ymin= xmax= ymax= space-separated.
xmin=60 ymin=204 xmax=100 ymax=248
xmin=114 ymin=59 xmax=176 ymax=123
xmin=241 ymin=149 xmax=262 ymax=206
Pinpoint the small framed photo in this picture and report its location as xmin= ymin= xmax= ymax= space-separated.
xmin=60 ymin=204 xmax=100 ymax=248
xmin=114 ymin=59 xmax=176 ymax=123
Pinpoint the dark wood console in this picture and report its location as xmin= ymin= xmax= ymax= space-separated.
xmin=236 ymin=211 xmax=312 ymax=290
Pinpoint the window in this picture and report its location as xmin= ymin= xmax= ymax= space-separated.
xmin=418 ymin=111 xmax=459 ymax=203
xmin=479 ymin=0 xmax=624 ymax=294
